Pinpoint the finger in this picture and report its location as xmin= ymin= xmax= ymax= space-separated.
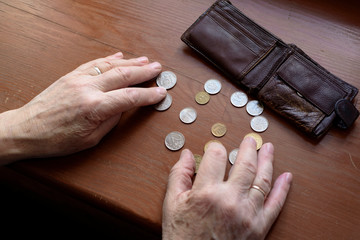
xmin=87 ymin=56 xmax=151 ymax=76
xmin=193 ymin=142 xmax=227 ymax=188
xmin=263 ymin=172 xmax=293 ymax=227
xmin=106 ymin=52 xmax=124 ymax=60
xmin=227 ymin=137 xmax=258 ymax=191
xmin=166 ymin=149 xmax=196 ymax=198
xmin=75 ymin=52 xmax=124 ymax=72
xmin=98 ymin=87 xmax=167 ymax=118
xmin=249 ymin=143 xmax=274 ymax=206
xmin=95 ymin=62 xmax=162 ymax=92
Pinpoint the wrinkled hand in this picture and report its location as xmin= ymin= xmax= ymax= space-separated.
xmin=0 ymin=52 xmax=166 ymax=163
xmin=162 ymin=137 xmax=292 ymax=240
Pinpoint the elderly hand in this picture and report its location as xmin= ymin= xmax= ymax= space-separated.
xmin=162 ymin=137 xmax=292 ymax=239
xmin=0 ymin=52 xmax=166 ymax=164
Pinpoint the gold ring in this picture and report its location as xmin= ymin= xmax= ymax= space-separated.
xmin=250 ymin=185 xmax=266 ymax=198
xmin=94 ymin=66 xmax=102 ymax=75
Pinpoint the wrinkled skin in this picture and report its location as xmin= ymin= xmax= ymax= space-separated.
xmin=0 ymin=52 xmax=166 ymax=164
xmin=163 ymin=139 xmax=292 ymax=240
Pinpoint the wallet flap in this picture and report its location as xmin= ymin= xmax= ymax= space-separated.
xmin=181 ymin=0 xmax=277 ymax=81
xmin=335 ymin=99 xmax=359 ymax=129
xmin=277 ymin=54 xmax=346 ymax=115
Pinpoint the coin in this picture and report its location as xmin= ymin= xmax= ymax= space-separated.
xmin=154 ymin=93 xmax=172 ymax=111
xmin=250 ymin=116 xmax=269 ymax=133
xmin=165 ymin=131 xmax=185 ymax=151
xmin=204 ymin=79 xmax=222 ymax=95
xmin=195 ymin=91 xmax=210 ymax=105
xmin=246 ymin=100 xmax=264 ymax=116
xmin=230 ymin=91 xmax=248 ymax=107
xmin=228 ymin=148 xmax=239 ymax=165
xmin=244 ymin=132 xmax=263 ymax=150
xmin=194 ymin=154 xmax=202 ymax=173
xmin=204 ymin=140 xmax=222 ymax=152
xmin=211 ymin=123 xmax=227 ymax=137
xmin=156 ymin=71 xmax=177 ymax=90
xmin=179 ymin=107 xmax=197 ymax=124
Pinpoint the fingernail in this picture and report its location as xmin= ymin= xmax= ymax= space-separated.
xmin=149 ymin=62 xmax=162 ymax=70
xmin=107 ymin=52 xmax=123 ymax=59
xmin=113 ymin=52 xmax=123 ymax=58
xmin=244 ymin=136 xmax=256 ymax=148
xmin=265 ymin=142 xmax=274 ymax=155
xmin=285 ymin=172 xmax=293 ymax=183
xmin=156 ymin=87 xmax=167 ymax=96
xmin=136 ymin=56 xmax=149 ymax=63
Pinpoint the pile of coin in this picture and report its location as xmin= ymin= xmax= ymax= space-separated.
xmin=155 ymin=70 xmax=269 ymax=168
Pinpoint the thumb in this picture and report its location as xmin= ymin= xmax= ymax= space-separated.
xmin=165 ymin=149 xmax=195 ymax=199
xmin=98 ymin=87 xmax=167 ymax=119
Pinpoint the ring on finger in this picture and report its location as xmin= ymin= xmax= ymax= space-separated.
xmin=94 ymin=66 xmax=102 ymax=75
xmin=250 ymin=185 xmax=267 ymax=198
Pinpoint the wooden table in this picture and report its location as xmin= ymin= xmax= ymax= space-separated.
xmin=1 ymin=0 xmax=359 ymax=239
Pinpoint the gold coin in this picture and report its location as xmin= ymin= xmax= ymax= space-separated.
xmin=211 ymin=123 xmax=227 ymax=137
xmin=195 ymin=91 xmax=210 ymax=105
xmin=244 ymin=133 xmax=263 ymax=150
xmin=194 ymin=154 xmax=202 ymax=173
xmin=204 ymin=140 xmax=222 ymax=152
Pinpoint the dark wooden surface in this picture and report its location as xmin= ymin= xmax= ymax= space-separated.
xmin=1 ymin=0 xmax=360 ymax=239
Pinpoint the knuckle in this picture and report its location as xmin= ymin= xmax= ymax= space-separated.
xmin=259 ymin=175 xmax=272 ymax=191
xmin=114 ymin=67 xmax=131 ymax=81
xmin=241 ymin=160 xmax=257 ymax=176
xmin=102 ymin=60 xmax=114 ymax=71
xmin=190 ymin=187 xmax=218 ymax=206
xmin=123 ymin=88 xmax=140 ymax=106
xmin=79 ymin=134 xmax=100 ymax=149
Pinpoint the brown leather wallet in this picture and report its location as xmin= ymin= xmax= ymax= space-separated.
xmin=181 ymin=0 xmax=359 ymax=138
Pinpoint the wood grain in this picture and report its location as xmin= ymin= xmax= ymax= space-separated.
xmin=1 ymin=0 xmax=360 ymax=239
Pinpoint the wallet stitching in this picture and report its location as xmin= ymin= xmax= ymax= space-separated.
xmin=223 ymin=2 xmax=280 ymax=43
xmin=278 ymin=55 xmax=346 ymax=115
xmin=254 ymin=46 xmax=292 ymax=93
xmin=206 ymin=14 xmax=263 ymax=80
xmin=207 ymin=14 xmax=258 ymax=55
xmin=212 ymin=7 xmax=263 ymax=50
xmin=215 ymin=4 xmax=276 ymax=49
xmin=293 ymin=52 xmax=350 ymax=98
xmin=293 ymin=55 xmax=347 ymax=99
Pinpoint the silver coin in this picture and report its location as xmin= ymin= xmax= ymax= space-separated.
xmin=179 ymin=107 xmax=197 ymax=124
xmin=154 ymin=93 xmax=172 ymax=111
xmin=230 ymin=91 xmax=248 ymax=107
xmin=246 ymin=100 xmax=264 ymax=116
xmin=156 ymin=71 xmax=177 ymax=90
xmin=250 ymin=116 xmax=269 ymax=132
xmin=165 ymin=131 xmax=185 ymax=151
xmin=229 ymin=148 xmax=239 ymax=165
xmin=204 ymin=79 xmax=222 ymax=95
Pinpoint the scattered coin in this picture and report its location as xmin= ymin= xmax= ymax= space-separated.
xmin=230 ymin=91 xmax=248 ymax=107
xmin=250 ymin=116 xmax=269 ymax=133
xmin=195 ymin=91 xmax=210 ymax=105
xmin=244 ymin=132 xmax=263 ymax=150
xmin=194 ymin=154 xmax=202 ymax=173
xmin=165 ymin=131 xmax=185 ymax=151
xmin=156 ymin=71 xmax=177 ymax=90
xmin=211 ymin=123 xmax=227 ymax=137
xmin=246 ymin=100 xmax=264 ymax=116
xmin=154 ymin=93 xmax=172 ymax=111
xmin=228 ymin=148 xmax=239 ymax=165
xmin=204 ymin=140 xmax=222 ymax=152
xmin=179 ymin=107 xmax=197 ymax=124
xmin=204 ymin=79 xmax=222 ymax=95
